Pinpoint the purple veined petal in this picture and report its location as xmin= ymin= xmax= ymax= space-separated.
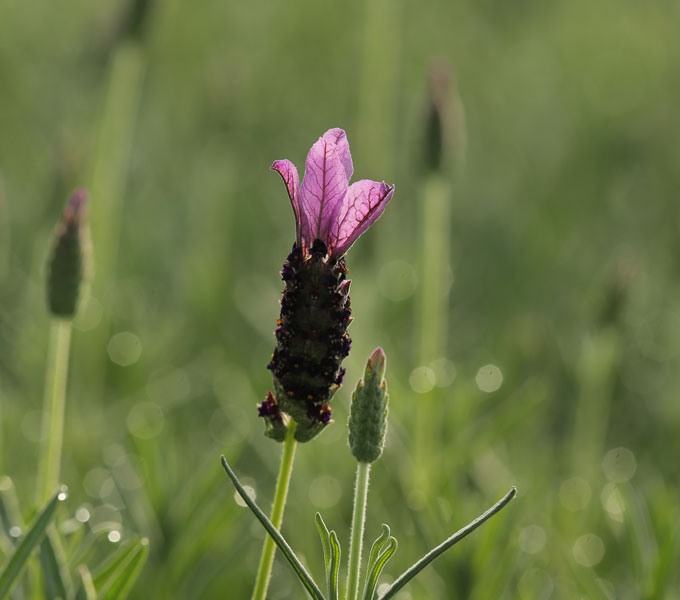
xmin=299 ymin=137 xmax=348 ymax=248
xmin=271 ymin=159 xmax=302 ymax=247
xmin=322 ymin=128 xmax=353 ymax=181
xmin=330 ymin=180 xmax=395 ymax=257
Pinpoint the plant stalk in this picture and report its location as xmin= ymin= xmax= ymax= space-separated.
xmin=36 ymin=319 xmax=73 ymax=505
xmin=251 ymin=420 xmax=298 ymax=600
xmin=346 ymin=461 xmax=371 ymax=600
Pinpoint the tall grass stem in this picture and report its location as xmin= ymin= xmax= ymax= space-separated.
xmin=36 ymin=320 xmax=72 ymax=504
xmin=413 ymin=175 xmax=451 ymax=500
xmin=346 ymin=461 xmax=371 ymax=600
xmin=251 ymin=420 xmax=298 ymax=600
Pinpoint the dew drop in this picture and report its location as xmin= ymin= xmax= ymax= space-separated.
xmin=108 ymin=530 xmax=121 ymax=543
xmin=475 ymin=364 xmax=503 ymax=392
xmin=76 ymin=507 xmax=91 ymax=523
xmin=573 ymin=534 xmax=605 ymax=567
xmin=108 ymin=331 xmax=142 ymax=366
xmin=602 ymin=447 xmax=637 ymax=483
xmin=518 ymin=524 xmax=547 ymax=554
xmin=234 ymin=486 xmax=256 ymax=507
xmin=409 ymin=366 xmax=436 ymax=394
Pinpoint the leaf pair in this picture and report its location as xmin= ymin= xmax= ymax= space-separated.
xmin=315 ymin=514 xmax=397 ymax=600
xmin=362 ymin=524 xmax=397 ymax=600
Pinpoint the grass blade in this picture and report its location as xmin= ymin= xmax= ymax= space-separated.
xmin=100 ymin=538 xmax=149 ymax=600
xmin=91 ymin=539 xmax=141 ymax=592
xmin=0 ymin=487 xmax=67 ymax=599
xmin=74 ymin=564 xmax=97 ymax=600
xmin=221 ymin=456 xmax=326 ymax=600
xmin=379 ymin=487 xmax=517 ymax=600
xmin=39 ymin=531 xmax=71 ymax=600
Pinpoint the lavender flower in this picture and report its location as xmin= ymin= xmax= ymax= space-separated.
xmin=259 ymin=129 xmax=394 ymax=442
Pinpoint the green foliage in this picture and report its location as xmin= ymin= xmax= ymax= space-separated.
xmin=2 ymin=0 xmax=680 ymax=597
xmin=221 ymin=457 xmax=325 ymax=600
xmin=362 ymin=525 xmax=397 ymax=600
xmin=0 ymin=488 xmax=66 ymax=598
xmin=315 ymin=513 xmax=341 ymax=600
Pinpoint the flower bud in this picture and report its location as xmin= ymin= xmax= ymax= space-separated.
xmin=348 ymin=348 xmax=388 ymax=463
xmin=47 ymin=189 xmax=91 ymax=319
xmin=257 ymin=391 xmax=288 ymax=442
xmin=422 ymin=60 xmax=466 ymax=175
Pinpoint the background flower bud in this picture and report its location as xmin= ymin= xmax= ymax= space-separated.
xmin=47 ymin=189 xmax=91 ymax=319
xmin=422 ymin=60 xmax=466 ymax=175
xmin=348 ymin=347 xmax=388 ymax=463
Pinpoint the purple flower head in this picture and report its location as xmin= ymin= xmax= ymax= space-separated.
xmin=271 ymin=128 xmax=394 ymax=258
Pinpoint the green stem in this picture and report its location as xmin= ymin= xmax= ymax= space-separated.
xmin=251 ymin=420 xmax=298 ymax=600
xmin=36 ymin=319 xmax=73 ymax=505
xmin=346 ymin=461 xmax=371 ymax=600
xmin=413 ymin=175 xmax=451 ymax=503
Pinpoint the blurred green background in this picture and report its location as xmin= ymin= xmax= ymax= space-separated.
xmin=2 ymin=0 xmax=680 ymax=597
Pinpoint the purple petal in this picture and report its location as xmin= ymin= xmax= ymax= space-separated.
xmin=299 ymin=137 xmax=348 ymax=247
xmin=322 ymin=128 xmax=353 ymax=181
xmin=330 ymin=180 xmax=395 ymax=257
xmin=271 ymin=160 xmax=302 ymax=246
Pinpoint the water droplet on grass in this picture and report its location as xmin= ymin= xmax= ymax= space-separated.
xmin=475 ymin=364 xmax=503 ymax=392
xmin=602 ymin=447 xmax=637 ymax=482
xmin=108 ymin=331 xmax=142 ymax=366
xmin=573 ymin=534 xmax=605 ymax=567
xmin=409 ymin=366 xmax=436 ymax=393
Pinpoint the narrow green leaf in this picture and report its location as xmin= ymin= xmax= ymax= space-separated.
xmin=315 ymin=513 xmax=332 ymax=595
xmin=62 ymin=519 xmax=87 ymax=563
xmin=70 ymin=530 xmax=116 ymax=568
xmin=362 ymin=526 xmax=396 ymax=600
xmin=363 ymin=536 xmax=397 ymax=600
xmin=100 ymin=538 xmax=149 ymax=600
xmin=91 ymin=539 xmax=140 ymax=592
xmin=39 ymin=531 xmax=71 ymax=600
xmin=0 ymin=487 xmax=67 ymax=599
xmin=364 ymin=525 xmax=391 ymax=581
xmin=379 ymin=487 xmax=517 ymax=600
xmin=74 ymin=564 xmax=97 ymax=600
xmin=328 ymin=531 xmax=341 ymax=600
xmin=221 ymin=456 xmax=326 ymax=600
xmin=0 ymin=477 xmax=23 ymax=540
xmin=315 ymin=514 xmax=331 ymax=574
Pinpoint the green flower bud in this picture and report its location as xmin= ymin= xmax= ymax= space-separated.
xmin=422 ymin=60 xmax=466 ymax=175
xmin=47 ymin=189 xmax=91 ymax=319
xmin=348 ymin=347 xmax=388 ymax=463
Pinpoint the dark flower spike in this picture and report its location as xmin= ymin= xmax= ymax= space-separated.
xmin=268 ymin=129 xmax=394 ymax=442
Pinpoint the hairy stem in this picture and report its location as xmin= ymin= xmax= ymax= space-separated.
xmin=346 ymin=461 xmax=371 ymax=600
xmin=251 ymin=420 xmax=298 ymax=600
xmin=36 ymin=319 xmax=73 ymax=504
